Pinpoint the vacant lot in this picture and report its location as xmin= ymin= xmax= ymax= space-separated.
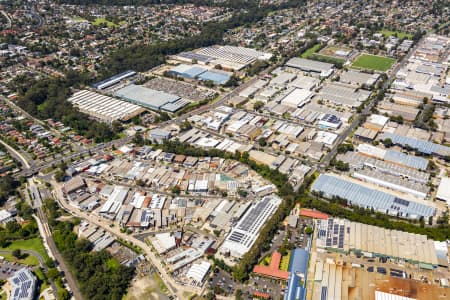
xmin=352 ymin=54 xmax=395 ymax=71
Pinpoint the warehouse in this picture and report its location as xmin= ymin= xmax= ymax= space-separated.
xmin=115 ymin=84 xmax=189 ymax=112
xmin=168 ymin=64 xmax=207 ymax=79
xmin=340 ymin=70 xmax=380 ymax=87
xmin=380 ymin=132 xmax=450 ymax=157
xmin=284 ymin=249 xmax=309 ymax=300
xmin=285 ymin=57 xmax=334 ymax=78
xmin=68 ymin=90 xmax=143 ymax=123
xmin=186 ymin=261 xmax=211 ymax=284
xmin=280 ymin=88 xmax=313 ymax=108
xmin=288 ymin=74 xmax=319 ymax=90
xmin=318 ymin=114 xmax=341 ymax=130
xmin=436 ymin=177 xmax=450 ymax=205
xmin=320 ymin=83 xmax=370 ymax=107
xmin=92 ymin=70 xmax=136 ymax=90
xmin=357 ymin=143 xmax=429 ymax=170
xmin=196 ymin=45 xmax=272 ymax=70
xmin=352 ymin=169 xmax=429 ymax=199
xmin=198 ymin=70 xmax=232 ymax=85
xmin=311 ymin=174 xmax=435 ymax=219
xmin=220 ymin=195 xmax=282 ymax=258
xmin=337 ymin=151 xmax=430 ymax=184
xmin=315 ymin=217 xmax=439 ymax=266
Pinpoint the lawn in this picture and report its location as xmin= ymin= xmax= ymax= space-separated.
xmin=258 ymin=254 xmax=271 ymax=266
xmin=0 ymin=252 xmax=39 ymax=266
xmin=92 ymin=17 xmax=120 ymax=28
xmin=301 ymin=44 xmax=322 ymax=58
xmin=351 ymin=54 xmax=395 ymax=71
xmin=280 ymin=251 xmax=291 ymax=271
xmin=0 ymin=289 xmax=6 ymax=300
xmin=0 ymin=238 xmax=50 ymax=262
xmin=380 ymin=30 xmax=413 ymax=39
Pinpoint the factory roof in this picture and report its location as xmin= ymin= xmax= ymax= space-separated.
xmin=115 ymin=84 xmax=181 ymax=110
xmin=380 ymin=132 xmax=450 ymax=156
xmin=286 ymin=57 xmax=334 ymax=73
xmin=186 ymin=261 xmax=211 ymax=283
xmin=436 ymin=177 xmax=450 ymax=205
xmin=312 ymin=174 xmax=435 ymax=218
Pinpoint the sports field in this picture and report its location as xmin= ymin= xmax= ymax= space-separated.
xmin=351 ymin=54 xmax=395 ymax=71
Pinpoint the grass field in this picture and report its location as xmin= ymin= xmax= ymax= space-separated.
xmin=301 ymin=44 xmax=322 ymax=58
xmin=0 ymin=252 xmax=39 ymax=266
xmin=380 ymin=30 xmax=413 ymax=39
xmin=0 ymin=238 xmax=50 ymax=262
xmin=92 ymin=17 xmax=124 ymax=28
xmin=351 ymin=54 xmax=395 ymax=71
xmin=280 ymin=251 xmax=291 ymax=271
xmin=0 ymin=289 xmax=7 ymax=300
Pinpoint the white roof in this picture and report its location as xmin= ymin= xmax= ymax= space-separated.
xmin=152 ymin=232 xmax=176 ymax=254
xmin=436 ymin=177 xmax=450 ymax=204
xmin=281 ymin=88 xmax=313 ymax=108
xmin=314 ymin=131 xmax=338 ymax=146
xmin=186 ymin=261 xmax=211 ymax=282
xmin=0 ymin=209 xmax=12 ymax=221
xmin=375 ymin=291 xmax=415 ymax=300
xmin=368 ymin=114 xmax=389 ymax=126
xmin=357 ymin=143 xmax=386 ymax=159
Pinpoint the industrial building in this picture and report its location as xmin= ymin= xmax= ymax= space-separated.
xmin=320 ymin=83 xmax=370 ymax=107
xmin=92 ymin=70 xmax=136 ymax=90
xmin=279 ymin=88 xmax=313 ymax=108
xmin=220 ymin=195 xmax=282 ymax=258
xmin=340 ymin=70 xmax=380 ymax=87
xmin=68 ymin=90 xmax=143 ymax=123
xmin=8 ymin=268 xmax=36 ymax=300
xmin=380 ymin=132 xmax=450 ymax=157
xmin=115 ymin=84 xmax=189 ymax=112
xmin=357 ymin=143 xmax=429 ymax=170
xmin=337 ymin=151 xmax=430 ymax=184
xmin=284 ymin=249 xmax=309 ymax=300
xmin=285 ymin=57 xmax=334 ymax=78
xmin=311 ymin=174 xmax=435 ymax=219
xmin=315 ymin=218 xmax=441 ymax=267
xmin=436 ymin=177 xmax=450 ymax=205
xmin=168 ymin=64 xmax=232 ymax=84
xmin=186 ymin=261 xmax=211 ymax=284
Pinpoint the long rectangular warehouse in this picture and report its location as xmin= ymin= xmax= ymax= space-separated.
xmin=68 ymin=90 xmax=143 ymax=123
xmin=115 ymin=84 xmax=189 ymax=112
xmin=316 ymin=218 xmax=439 ymax=266
xmin=311 ymin=174 xmax=435 ymax=219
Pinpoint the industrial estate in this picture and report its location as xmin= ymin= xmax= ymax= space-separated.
xmin=0 ymin=1 xmax=449 ymax=300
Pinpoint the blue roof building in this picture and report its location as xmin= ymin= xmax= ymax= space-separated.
xmin=198 ymin=70 xmax=231 ymax=85
xmin=284 ymin=249 xmax=309 ymax=300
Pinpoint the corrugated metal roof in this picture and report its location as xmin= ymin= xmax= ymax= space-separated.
xmin=312 ymin=174 xmax=435 ymax=218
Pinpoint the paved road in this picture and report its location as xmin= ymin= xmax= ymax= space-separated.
xmin=50 ymin=180 xmax=199 ymax=300
xmin=0 ymin=138 xmax=31 ymax=169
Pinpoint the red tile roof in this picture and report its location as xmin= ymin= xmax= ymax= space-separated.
xmin=252 ymin=252 xmax=289 ymax=280
xmin=300 ymin=209 xmax=328 ymax=220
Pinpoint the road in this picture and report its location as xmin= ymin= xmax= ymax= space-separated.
xmin=318 ymin=35 xmax=426 ymax=170
xmin=0 ymin=138 xmax=31 ymax=169
xmin=50 ymin=180 xmax=198 ymax=300
xmin=27 ymin=178 xmax=84 ymax=300
xmin=0 ymin=10 xmax=11 ymax=28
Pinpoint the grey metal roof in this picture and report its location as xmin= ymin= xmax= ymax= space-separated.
xmin=380 ymin=132 xmax=450 ymax=157
xmin=115 ymin=84 xmax=180 ymax=110
xmin=312 ymin=174 xmax=435 ymax=218
xmin=286 ymin=57 xmax=334 ymax=73
xmin=384 ymin=149 xmax=428 ymax=170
